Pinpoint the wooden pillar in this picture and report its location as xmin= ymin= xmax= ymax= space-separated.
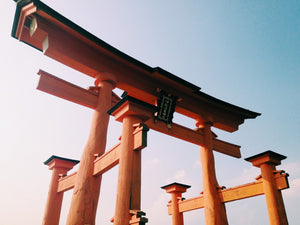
xmin=116 ymin=115 xmax=142 ymax=224
xmin=196 ymin=120 xmax=229 ymax=225
xmin=66 ymin=73 xmax=116 ymax=225
xmin=43 ymin=155 xmax=79 ymax=225
xmin=108 ymin=95 xmax=153 ymax=225
xmin=245 ymin=151 xmax=288 ymax=225
xmin=161 ymin=183 xmax=191 ymax=225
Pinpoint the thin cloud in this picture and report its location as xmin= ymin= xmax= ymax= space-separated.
xmin=144 ymin=158 xmax=160 ymax=168
xmin=145 ymin=193 xmax=171 ymax=224
xmin=225 ymin=166 xmax=260 ymax=188
xmin=278 ymin=162 xmax=300 ymax=198
xmin=284 ymin=178 xmax=300 ymax=198
xmin=193 ymin=160 xmax=201 ymax=168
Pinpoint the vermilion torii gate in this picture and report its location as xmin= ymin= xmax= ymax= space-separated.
xmin=11 ymin=1 xmax=289 ymax=225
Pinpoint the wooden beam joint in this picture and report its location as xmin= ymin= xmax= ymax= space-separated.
xmin=133 ymin=123 xmax=149 ymax=151
xmin=129 ymin=210 xmax=148 ymax=225
xmin=144 ymin=118 xmax=241 ymax=158
xmin=37 ymin=69 xmax=120 ymax=109
xmin=167 ymin=172 xmax=289 ymax=214
xmin=57 ymin=123 xmax=149 ymax=192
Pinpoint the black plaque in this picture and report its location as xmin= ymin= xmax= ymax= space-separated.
xmin=155 ymin=90 xmax=178 ymax=126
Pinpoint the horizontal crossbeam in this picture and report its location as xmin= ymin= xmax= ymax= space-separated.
xmin=37 ymin=70 xmax=239 ymax=158
xmin=37 ymin=70 xmax=120 ymax=108
xmin=167 ymin=173 xmax=289 ymax=214
xmin=93 ymin=143 xmax=121 ymax=176
xmin=144 ymin=119 xmax=241 ymax=158
xmin=57 ymin=123 xmax=148 ymax=192
xmin=57 ymin=172 xmax=77 ymax=192
xmin=12 ymin=2 xmax=260 ymax=132
xmin=57 ymin=144 xmax=120 ymax=193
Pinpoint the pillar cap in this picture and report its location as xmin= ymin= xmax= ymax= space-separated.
xmin=161 ymin=182 xmax=191 ymax=193
xmin=44 ymin=155 xmax=80 ymax=170
xmin=94 ymin=72 xmax=116 ymax=88
xmin=107 ymin=95 xmax=156 ymax=122
xmin=245 ymin=150 xmax=286 ymax=167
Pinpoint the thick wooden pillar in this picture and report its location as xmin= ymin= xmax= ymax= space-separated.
xmin=196 ymin=120 xmax=229 ymax=225
xmin=161 ymin=183 xmax=191 ymax=225
xmin=115 ymin=115 xmax=142 ymax=224
xmin=108 ymin=95 xmax=152 ymax=225
xmin=66 ymin=73 xmax=116 ymax=225
xmin=43 ymin=156 xmax=79 ymax=225
xmin=246 ymin=151 xmax=288 ymax=225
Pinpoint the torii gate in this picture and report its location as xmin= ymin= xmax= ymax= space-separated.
xmin=11 ymin=1 xmax=289 ymax=225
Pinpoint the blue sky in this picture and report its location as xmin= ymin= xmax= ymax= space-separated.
xmin=1 ymin=0 xmax=299 ymax=224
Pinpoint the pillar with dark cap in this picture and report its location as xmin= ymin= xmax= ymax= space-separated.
xmin=108 ymin=95 xmax=153 ymax=225
xmin=161 ymin=182 xmax=191 ymax=225
xmin=43 ymin=155 xmax=79 ymax=225
xmin=245 ymin=150 xmax=289 ymax=225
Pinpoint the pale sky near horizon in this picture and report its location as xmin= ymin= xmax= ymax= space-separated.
xmin=1 ymin=0 xmax=299 ymax=225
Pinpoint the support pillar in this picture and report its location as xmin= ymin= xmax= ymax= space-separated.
xmin=108 ymin=95 xmax=153 ymax=225
xmin=245 ymin=151 xmax=289 ymax=225
xmin=161 ymin=183 xmax=191 ymax=225
xmin=196 ymin=120 xmax=229 ymax=225
xmin=43 ymin=155 xmax=79 ymax=225
xmin=66 ymin=73 xmax=116 ymax=225
xmin=115 ymin=115 xmax=142 ymax=224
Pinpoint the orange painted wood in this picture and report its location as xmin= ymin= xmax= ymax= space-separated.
xmin=133 ymin=124 xmax=149 ymax=151
xmin=37 ymin=70 xmax=120 ymax=109
xmin=93 ymin=143 xmax=121 ymax=176
xmin=57 ymin=143 xmax=121 ymax=193
xmin=199 ymin=122 xmax=228 ymax=225
xmin=170 ymin=192 xmax=184 ymax=225
xmin=36 ymin=70 xmax=240 ymax=158
xmin=131 ymin=142 xmax=142 ymax=213
xmin=57 ymin=142 xmax=120 ymax=193
xmin=221 ymin=173 xmax=288 ymax=204
xmin=213 ymin=138 xmax=241 ymax=158
xmin=43 ymin=167 xmax=66 ymax=225
xmin=114 ymin=116 xmax=142 ymax=225
xmin=12 ymin=3 xmax=260 ymax=132
xmin=245 ymin=151 xmax=289 ymax=225
xmin=37 ymin=69 xmax=98 ymax=108
xmin=43 ymin=157 xmax=78 ymax=225
xmin=109 ymin=98 xmax=151 ymax=225
xmin=36 ymin=69 xmax=241 ymax=158
xmin=15 ymin=3 xmax=37 ymax=41
xmin=176 ymin=196 xmax=204 ymax=215
xmin=57 ymin=172 xmax=77 ymax=193
xmin=144 ymin=119 xmax=204 ymax=144
xmin=168 ymin=173 xmax=289 ymax=214
xmin=162 ymin=183 xmax=190 ymax=225
xmin=144 ymin=119 xmax=241 ymax=158
xmin=260 ymin=164 xmax=288 ymax=225
xmin=29 ymin=16 xmax=48 ymax=43
xmin=57 ymin=126 xmax=148 ymax=193
xmin=66 ymin=79 xmax=115 ymax=225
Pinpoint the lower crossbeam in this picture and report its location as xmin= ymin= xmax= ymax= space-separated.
xmin=168 ymin=173 xmax=289 ymax=214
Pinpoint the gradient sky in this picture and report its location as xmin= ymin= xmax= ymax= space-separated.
xmin=1 ymin=0 xmax=299 ymax=224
